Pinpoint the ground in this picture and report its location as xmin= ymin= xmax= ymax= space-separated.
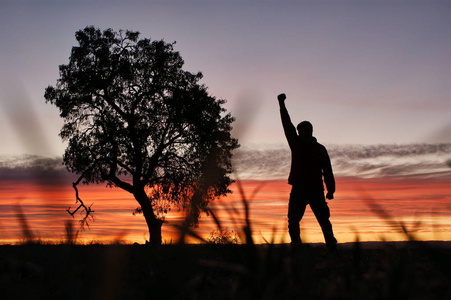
xmin=1 ymin=241 xmax=451 ymax=299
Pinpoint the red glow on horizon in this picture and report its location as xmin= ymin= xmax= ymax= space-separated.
xmin=0 ymin=177 xmax=451 ymax=245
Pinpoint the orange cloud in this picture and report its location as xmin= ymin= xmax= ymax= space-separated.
xmin=1 ymin=177 xmax=450 ymax=244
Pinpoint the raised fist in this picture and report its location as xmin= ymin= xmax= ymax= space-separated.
xmin=277 ymin=93 xmax=286 ymax=102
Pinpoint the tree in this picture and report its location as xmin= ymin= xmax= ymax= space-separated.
xmin=44 ymin=26 xmax=239 ymax=245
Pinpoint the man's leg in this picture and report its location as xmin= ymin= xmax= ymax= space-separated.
xmin=310 ymin=191 xmax=337 ymax=251
xmin=287 ymin=186 xmax=307 ymax=246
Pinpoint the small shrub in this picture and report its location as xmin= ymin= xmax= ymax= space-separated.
xmin=207 ymin=228 xmax=239 ymax=245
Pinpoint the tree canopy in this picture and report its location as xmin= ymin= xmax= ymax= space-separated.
xmin=44 ymin=26 xmax=239 ymax=244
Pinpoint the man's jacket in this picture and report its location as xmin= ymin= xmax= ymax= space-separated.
xmin=280 ymin=104 xmax=335 ymax=194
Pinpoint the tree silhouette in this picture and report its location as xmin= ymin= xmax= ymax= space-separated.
xmin=45 ymin=26 xmax=239 ymax=244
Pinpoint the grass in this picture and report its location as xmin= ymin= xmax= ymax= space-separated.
xmin=1 ymin=242 xmax=451 ymax=299
xmin=1 ymin=183 xmax=451 ymax=299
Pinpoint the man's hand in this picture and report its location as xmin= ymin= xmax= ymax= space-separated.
xmin=326 ymin=192 xmax=334 ymax=200
xmin=277 ymin=93 xmax=286 ymax=102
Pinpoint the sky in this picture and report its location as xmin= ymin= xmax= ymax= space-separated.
xmin=1 ymin=0 xmax=451 ymax=244
xmin=1 ymin=0 xmax=451 ymax=157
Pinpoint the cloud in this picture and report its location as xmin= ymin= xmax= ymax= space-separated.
xmin=0 ymin=155 xmax=72 ymax=184
xmin=233 ymin=143 xmax=451 ymax=180
xmin=232 ymin=145 xmax=291 ymax=180
xmin=1 ymin=143 xmax=450 ymax=184
xmin=329 ymin=144 xmax=451 ymax=178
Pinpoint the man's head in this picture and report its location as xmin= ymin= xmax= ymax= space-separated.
xmin=297 ymin=121 xmax=313 ymax=138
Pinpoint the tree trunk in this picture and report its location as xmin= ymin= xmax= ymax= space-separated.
xmin=135 ymin=191 xmax=163 ymax=245
xmin=148 ymin=217 xmax=163 ymax=245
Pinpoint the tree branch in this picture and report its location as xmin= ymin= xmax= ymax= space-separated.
xmin=109 ymin=174 xmax=135 ymax=193
xmin=116 ymin=159 xmax=134 ymax=175
xmin=94 ymin=91 xmax=128 ymax=120
xmin=108 ymin=144 xmax=135 ymax=193
xmin=67 ymin=170 xmax=95 ymax=229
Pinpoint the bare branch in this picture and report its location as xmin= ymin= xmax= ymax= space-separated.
xmin=67 ymin=172 xmax=95 ymax=229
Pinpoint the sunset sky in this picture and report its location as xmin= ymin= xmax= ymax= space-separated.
xmin=1 ymin=0 xmax=451 ymax=244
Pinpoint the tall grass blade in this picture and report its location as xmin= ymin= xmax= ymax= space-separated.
xmin=14 ymin=204 xmax=35 ymax=243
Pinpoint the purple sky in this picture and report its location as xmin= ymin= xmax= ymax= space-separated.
xmin=1 ymin=1 xmax=451 ymax=245
xmin=1 ymin=0 xmax=451 ymax=157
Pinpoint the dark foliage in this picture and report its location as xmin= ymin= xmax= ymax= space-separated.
xmin=44 ymin=26 xmax=238 ymax=244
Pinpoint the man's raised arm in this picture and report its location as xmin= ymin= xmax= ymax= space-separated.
xmin=278 ymin=93 xmax=297 ymax=146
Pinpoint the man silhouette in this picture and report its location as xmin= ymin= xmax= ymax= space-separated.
xmin=278 ymin=93 xmax=337 ymax=252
